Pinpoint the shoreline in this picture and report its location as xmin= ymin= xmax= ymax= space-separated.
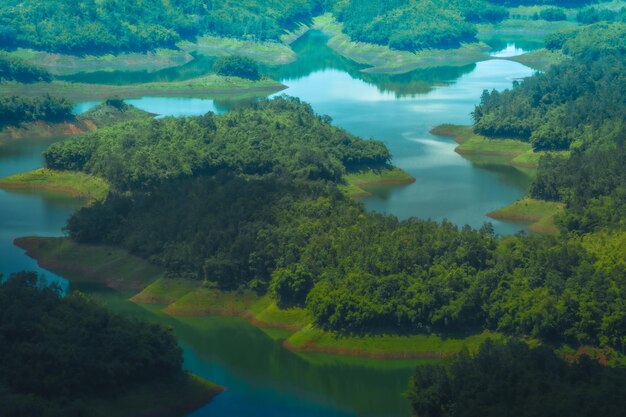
xmin=487 ymin=197 xmax=564 ymax=234
xmin=430 ymin=124 xmax=541 ymax=168
xmin=342 ymin=167 xmax=415 ymax=198
xmin=0 ymin=76 xmax=287 ymax=101
xmin=15 ymin=236 xmax=490 ymax=360
xmin=0 ymin=169 xmax=110 ymax=202
xmin=0 ymin=119 xmax=94 ymax=141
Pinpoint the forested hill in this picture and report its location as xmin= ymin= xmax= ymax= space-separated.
xmin=44 ymin=96 xmax=390 ymax=190
xmin=0 ymin=0 xmax=319 ymax=54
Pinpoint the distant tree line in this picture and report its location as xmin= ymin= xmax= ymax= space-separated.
xmin=577 ymin=6 xmax=626 ymax=24
xmin=0 ymin=53 xmax=51 ymax=83
xmin=0 ymin=95 xmax=73 ymax=127
xmin=0 ymin=272 xmax=184 ymax=417
xmin=0 ymin=0 xmax=320 ymax=54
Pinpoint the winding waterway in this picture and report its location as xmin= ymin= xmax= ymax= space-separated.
xmin=0 ymin=31 xmax=539 ymax=416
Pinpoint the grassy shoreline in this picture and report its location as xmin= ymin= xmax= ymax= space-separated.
xmin=431 ymin=124 xmax=542 ymax=168
xmin=16 ymin=236 xmax=496 ymax=360
xmin=0 ymin=74 xmax=286 ymax=101
xmin=341 ymin=167 xmax=415 ymax=198
xmin=488 ymin=197 xmax=564 ymax=234
xmin=181 ymin=36 xmax=298 ymax=65
xmin=0 ymin=168 xmax=110 ymax=202
xmin=314 ymin=14 xmax=494 ymax=74
xmin=6 ymin=48 xmax=195 ymax=76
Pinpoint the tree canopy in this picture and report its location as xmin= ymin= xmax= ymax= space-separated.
xmin=409 ymin=339 xmax=626 ymax=417
xmin=0 ymin=272 xmax=184 ymax=417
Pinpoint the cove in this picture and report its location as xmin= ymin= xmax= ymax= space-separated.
xmin=1 ymin=31 xmax=540 ymax=417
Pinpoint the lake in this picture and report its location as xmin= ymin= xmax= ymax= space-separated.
xmin=0 ymin=30 xmax=538 ymax=416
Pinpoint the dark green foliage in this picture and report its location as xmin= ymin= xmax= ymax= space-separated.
xmin=0 ymin=95 xmax=73 ymax=126
xmin=539 ymin=7 xmax=567 ymax=21
xmin=0 ymin=0 xmax=318 ymax=54
xmin=577 ymin=6 xmax=626 ymax=24
xmin=530 ymin=146 xmax=626 ymax=232
xmin=334 ymin=0 xmax=491 ymax=51
xmin=104 ymin=97 xmax=128 ymax=110
xmin=213 ymin=55 xmax=260 ymax=80
xmin=0 ymin=272 xmax=184 ymax=417
xmin=473 ymin=28 xmax=626 ymax=151
xmin=408 ymin=340 xmax=626 ymax=417
xmin=0 ymin=53 xmax=51 ymax=83
xmin=44 ymin=96 xmax=390 ymax=190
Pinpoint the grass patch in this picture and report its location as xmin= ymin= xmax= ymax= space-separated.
xmin=162 ymin=287 xmax=309 ymax=330
xmin=314 ymin=14 xmax=493 ymax=73
xmin=163 ymin=287 xmax=262 ymax=317
xmin=181 ymin=36 xmax=297 ymax=65
xmin=488 ymin=197 xmax=564 ymax=234
xmin=285 ymin=326 xmax=502 ymax=359
xmin=0 ymin=168 xmax=110 ymax=202
xmin=86 ymin=374 xmax=222 ymax=417
xmin=508 ymin=48 xmax=567 ymax=71
xmin=342 ymin=167 xmax=415 ymax=198
xmin=131 ymin=278 xmax=199 ymax=304
xmin=15 ymin=237 xmax=164 ymax=291
xmin=431 ymin=124 xmax=546 ymax=168
xmin=0 ymin=74 xmax=286 ymax=101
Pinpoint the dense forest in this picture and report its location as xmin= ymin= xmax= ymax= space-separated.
xmin=408 ymin=339 xmax=626 ymax=417
xmin=530 ymin=147 xmax=626 ymax=233
xmin=44 ymin=96 xmax=390 ymax=190
xmin=0 ymin=95 xmax=73 ymax=126
xmin=48 ymin=97 xmax=626 ymax=353
xmin=0 ymin=53 xmax=51 ymax=83
xmin=0 ymin=272 xmax=185 ymax=417
xmin=333 ymin=0 xmax=506 ymax=51
xmin=0 ymin=0 xmax=319 ymax=54
xmin=1 ymin=0 xmax=607 ymax=55
xmin=473 ymin=23 xmax=626 ymax=150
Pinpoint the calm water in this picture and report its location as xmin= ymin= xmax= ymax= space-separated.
xmin=1 ymin=31 xmax=539 ymax=416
